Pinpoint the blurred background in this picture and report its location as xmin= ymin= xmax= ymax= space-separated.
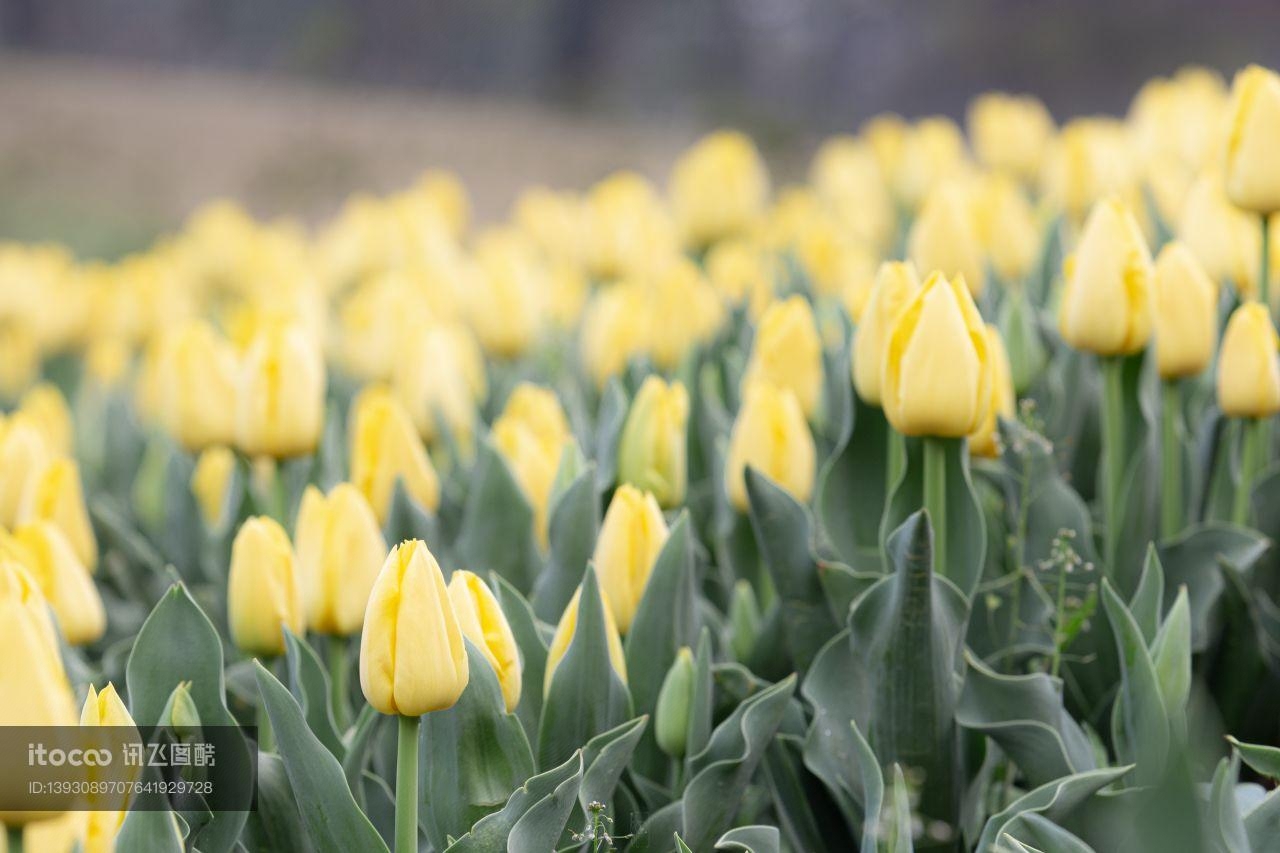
xmin=2 ymin=0 xmax=1279 ymax=256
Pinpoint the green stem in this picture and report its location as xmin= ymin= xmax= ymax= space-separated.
xmin=1050 ymin=563 xmax=1069 ymax=680
xmin=886 ymin=428 xmax=906 ymax=497
xmin=396 ymin=714 xmax=421 ymax=853
xmin=1100 ymin=358 xmax=1127 ymax=572
xmin=923 ymin=437 xmax=948 ymax=577
xmin=1261 ymin=214 xmax=1272 ymax=310
xmin=1159 ymin=381 xmax=1184 ymax=540
xmin=1233 ymin=418 xmax=1270 ymax=526
xmin=1004 ymin=450 xmax=1033 ymax=669
xmin=7 ymin=825 xmax=23 ymax=853
xmin=328 ymin=636 xmax=350 ymax=730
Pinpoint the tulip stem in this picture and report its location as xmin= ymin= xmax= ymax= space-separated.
xmin=1159 ymin=381 xmax=1184 ymax=540
xmin=1233 ymin=418 xmax=1270 ymax=526
xmin=887 ymin=430 xmax=906 ymax=496
xmin=6 ymin=826 xmax=22 ymax=853
xmin=923 ymin=438 xmax=948 ymax=577
xmin=1100 ymin=358 xmax=1127 ymax=572
xmin=395 ymin=714 xmax=420 ymax=853
xmin=1262 ymin=214 xmax=1272 ymax=310
xmin=328 ymin=636 xmax=350 ymax=730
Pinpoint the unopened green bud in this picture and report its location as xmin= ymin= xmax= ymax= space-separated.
xmin=728 ymin=581 xmax=762 ymax=662
xmin=160 ymin=681 xmax=202 ymax=741
xmin=655 ymin=647 xmax=695 ymax=758
xmin=998 ymin=290 xmax=1047 ymax=395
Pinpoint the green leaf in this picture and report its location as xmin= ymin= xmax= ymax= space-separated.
xmin=1149 ymin=587 xmax=1191 ymax=732
xmin=716 ymin=824 xmax=781 ymax=852
xmin=253 ymin=662 xmax=388 ymax=853
xmin=745 ymin=470 xmax=841 ymax=673
xmin=580 ymin=716 xmax=649 ymax=811
xmin=538 ymin=568 xmax=633 ymax=769
xmin=456 ymin=437 xmax=542 ymax=594
xmin=976 ymin=767 xmax=1131 ymax=851
xmin=492 ymin=574 xmax=550 ymax=740
xmin=1206 ymin=755 xmax=1249 ymax=853
xmin=886 ymin=764 xmax=914 ymax=853
xmin=244 ymin=753 xmax=307 ymax=851
xmin=1158 ymin=523 xmax=1269 ymax=651
xmin=1000 ymin=812 xmax=1096 ymax=853
xmin=1128 ymin=545 xmax=1165 ymax=645
xmin=1100 ymin=579 xmax=1169 ymax=787
xmin=115 ymin=808 xmax=187 ymax=853
xmin=383 ymin=477 xmax=439 ymax=551
xmin=851 ymin=718 xmax=885 ymax=853
xmin=444 ymin=752 xmax=584 ymax=853
xmin=125 ymin=584 xmax=252 ymax=852
xmin=816 ymin=374 xmax=891 ymax=567
xmin=1228 ymin=736 xmax=1280 ymax=780
xmin=284 ymin=629 xmax=343 ymax=759
xmin=1244 ymin=787 xmax=1280 ymax=853
xmin=533 ymin=463 xmax=599 ymax=622
xmin=595 ymin=379 xmax=629 ymax=494
xmin=341 ymin=704 xmax=384 ymax=803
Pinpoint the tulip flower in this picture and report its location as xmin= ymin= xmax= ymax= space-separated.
xmin=6 ymin=523 xmax=104 ymax=646
xmin=967 ymin=92 xmax=1055 ymax=184
xmin=1178 ymin=173 xmax=1260 ymax=298
xmin=1217 ymin=302 xmax=1280 ymax=525
xmin=648 ymin=259 xmax=725 ymax=370
xmin=704 ymin=239 xmax=776 ymax=320
xmin=349 ymin=385 xmax=441 ymax=522
xmin=861 ymin=112 xmax=908 ymax=181
xmin=18 ymin=457 xmax=97 ymax=571
xmin=295 ymin=484 xmax=387 ymax=637
xmin=392 ymin=323 xmax=478 ymax=447
xmin=894 ymin=116 xmax=971 ymax=211
xmin=360 ymin=539 xmax=468 ymax=853
xmin=654 ymin=647 xmax=694 ymax=759
xmin=724 ymin=380 xmax=816 ymax=512
xmin=469 ymin=230 xmax=549 ymax=359
xmin=18 ymin=384 xmax=73 ymax=457
xmin=1153 ymin=242 xmax=1218 ymax=381
xmin=191 ymin=445 xmax=235 ymax=529
xmin=809 ymin=137 xmax=895 ymax=252
xmin=968 ymin=325 xmax=1015 ymax=459
xmin=544 ymin=584 xmax=628 ymax=695
xmin=0 ymin=560 xmax=76 ymax=728
xmin=447 ymin=570 xmax=522 ymax=712
xmin=0 ymin=414 xmax=50 ymax=528
xmin=81 ymin=683 xmax=137 ymax=853
xmin=1224 ymin=65 xmax=1280 ymax=309
xmin=853 ymin=262 xmax=922 ymax=407
xmin=161 ymin=319 xmax=239 ymax=451
xmin=593 ymin=485 xmax=669 ymax=634
xmin=234 ymin=322 xmax=325 ymax=459
xmin=971 ymin=173 xmax=1042 ymax=284
xmin=227 ymin=517 xmax=304 ymax=657
xmin=1042 ymin=118 xmax=1137 ymax=226
xmin=617 ymin=376 xmax=690 ymax=508
xmin=668 ymin=131 xmax=769 ymax=247
xmin=492 ymin=384 xmax=574 ymax=548
xmin=741 ymin=296 xmax=823 ymax=421
xmin=908 ymin=184 xmax=987 ymax=297
xmin=585 ymin=172 xmax=678 ymax=282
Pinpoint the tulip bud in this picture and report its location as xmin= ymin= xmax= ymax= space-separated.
xmin=161 ymin=320 xmax=239 ymax=451
xmin=1153 ymin=242 xmax=1219 ymax=380
xmin=617 ymin=376 xmax=690 ymax=508
xmin=544 ymin=584 xmax=627 ymax=695
xmin=579 ymin=281 xmax=653 ymax=388
xmin=0 ymin=414 xmax=51 ymax=528
xmin=883 ymin=272 xmax=992 ymax=438
xmin=971 ymin=174 xmax=1042 ymax=283
xmin=853 ymin=262 xmax=922 ymax=406
xmin=80 ymin=682 xmax=134 ymax=728
xmin=295 ymin=483 xmax=387 ymax=637
xmin=705 ymin=239 xmax=777 ymax=320
xmin=967 ymin=92 xmax=1055 ymax=183
xmin=18 ymin=457 xmax=97 ymax=571
xmin=727 ymin=580 xmax=762 ymax=662
xmin=349 ymin=385 xmax=441 ymax=523
xmin=1057 ymin=197 xmax=1154 ymax=356
xmin=492 ymin=384 xmax=574 ymax=549
xmin=997 ymin=291 xmax=1048 ymax=396
xmin=227 ymin=517 xmax=304 ymax=657
xmin=1042 ymin=118 xmax=1137 ymax=224
xmin=742 ymin=296 xmax=824 ymax=421
xmin=359 ymin=540 xmax=469 ymax=716
xmin=894 ymin=116 xmax=971 ymax=210
xmin=908 ymin=184 xmax=987 ymax=297
xmin=393 ymin=323 xmax=477 ymax=446
xmin=447 ymin=570 xmax=522 ymax=712
xmin=18 ymin=383 xmax=73 ymax=457
xmin=469 ymin=230 xmax=549 ymax=359
xmin=648 ymin=259 xmax=725 ymax=371
xmin=1216 ymin=302 xmax=1280 ymax=419
xmin=1224 ymin=65 xmax=1280 ymax=214
xmin=80 ymin=682 xmax=137 ymax=851
xmin=593 ymin=485 xmax=669 ymax=634
xmin=724 ymin=380 xmax=816 ymax=512
xmin=235 ymin=322 xmax=325 ymax=459
xmin=861 ymin=113 xmax=908 ymax=181
xmin=159 ymin=682 xmax=202 ymax=740
xmin=586 ymin=172 xmax=678 ymax=282
xmin=191 ymin=445 xmax=235 ymax=529
xmin=654 ymin=647 xmax=694 ymax=759
xmin=968 ymin=325 xmax=1016 ymax=459
xmin=1178 ymin=173 xmax=1260 ymax=297
xmin=668 ymin=131 xmax=769 ymax=247
xmin=6 ymin=522 xmax=104 ymax=646
xmin=0 ymin=560 xmax=77 ymax=732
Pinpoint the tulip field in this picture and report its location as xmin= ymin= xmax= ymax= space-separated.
xmin=7 ymin=63 xmax=1280 ymax=853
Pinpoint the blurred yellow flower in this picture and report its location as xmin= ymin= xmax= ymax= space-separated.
xmin=295 ymin=483 xmax=387 ymax=637
xmin=350 ymin=384 xmax=441 ymax=522
xmin=617 ymin=376 xmax=690 ymax=508
xmin=853 ymin=261 xmax=922 ymax=407
xmin=908 ymin=183 xmax=987 ymax=296
xmin=235 ymin=322 xmax=325 ymax=459
xmin=1217 ymin=302 xmax=1280 ymax=419
xmin=447 ymin=570 xmax=522 ymax=712
xmin=968 ymin=324 xmax=1015 ymax=458
xmin=742 ymin=296 xmax=823 ymax=420
xmin=669 ymin=130 xmax=770 ymax=247
xmin=1224 ymin=65 xmax=1280 ymax=214
xmin=593 ymin=485 xmax=669 ymax=634
xmin=227 ymin=516 xmax=303 ymax=657
xmin=1152 ymin=242 xmax=1218 ymax=380
xmin=18 ymin=457 xmax=97 ymax=571
xmin=5 ymin=522 xmax=104 ymax=646
xmin=724 ymin=380 xmax=815 ymax=511
xmin=968 ymin=92 xmax=1055 ymax=183
xmin=191 ymin=445 xmax=236 ymax=529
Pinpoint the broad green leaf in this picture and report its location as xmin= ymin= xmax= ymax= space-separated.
xmin=243 ymin=752 xmax=308 ymax=852
xmin=976 ymin=767 xmax=1130 ymax=852
xmin=284 ymin=629 xmax=343 ymax=759
xmin=341 ymin=704 xmax=384 ymax=803
xmin=716 ymin=824 xmax=781 ymax=852
xmin=999 ymin=812 xmax=1095 ymax=853
xmin=816 ymin=371 xmax=891 ymax=567
xmin=253 ymin=662 xmax=388 ymax=853
xmin=1101 ymin=579 xmax=1169 ymax=787
xmin=1228 ymin=736 xmax=1280 ymax=780
xmin=800 ymin=629 xmax=860 ymax=827
xmin=580 ymin=716 xmax=648 ymax=812
xmin=533 ymin=463 xmax=599 ymax=622
xmin=851 ymin=718 xmax=884 ymax=853
xmin=595 ymin=378 xmax=629 ymax=494
xmin=1149 ymin=587 xmax=1191 ymax=733
xmin=1206 ymin=755 xmax=1248 ymax=853
xmin=1158 ymin=523 xmax=1269 ymax=651
xmin=383 ymin=477 xmax=439 ymax=552
xmin=444 ymin=751 xmax=584 ymax=853
xmin=115 ymin=808 xmax=187 ymax=853
xmin=456 ymin=437 xmax=542 ymax=594
xmin=760 ymin=736 xmax=831 ymax=853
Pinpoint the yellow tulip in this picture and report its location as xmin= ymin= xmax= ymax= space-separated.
xmin=227 ymin=517 xmax=304 ymax=657
xmin=586 ymin=172 xmax=678 ymax=282
xmin=513 ymin=187 xmax=587 ymax=266
xmin=234 ymin=322 xmax=325 ymax=459
xmin=894 ymin=116 xmax=971 ymax=210
xmin=853 ymin=261 xmax=922 ymax=406
xmin=724 ymin=380 xmax=816 ymax=511
xmin=0 ymin=560 xmax=76 ymax=729
xmin=968 ymin=325 xmax=1016 ymax=458
xmin=161 ymin=320 xmax=239 ymax=451
xmin=908 ymin=183 xmax=987 ymax=296
xmin=447 ymin=570 xmax=522 ymax=712
xmin=0 ymin=414 xmax=51 ymax=528
xmin=349 ymin=385 xmax=441 ymax=522
xmin=971 ymin=174 xmax=1042 ymax=283
xmin=295 ymin=484 xmax=387 ymax=637
xmin=809 ymin=137 xmax=895 ymax=251
xmin=742 ymin=296 xmax=824 ymax=421
xmin=1153 ymin=242 xmax=1219 ymax=380
xmin=498 ymin=383 xmax=573 ymax=455
xmin=648 ymin=259 xmax=725 ymax=370
xmin=392 ymin=323 xmax=477 ymax=446
xmin=861 ymin=113 xmax=908 ymax=181
xmin=191 ymin=445 xmax=236 ymax=529
xmin=5 ymin=523 xmax=104 ymax=646
xmin=792 ymin=216 xmax=878 ymax=302
xmin=0 ymin=325 xmax=39 ymax=401
xmin=544 ymin=584 xmax=627 ymax=695
xmin=1129 ymin=68 xmax=1226 ymax=172
xmin=593 ymin=485 xmax=669 ymax=634
xmin=80 ymin=683 xmax=136 ymax=853
xmin=491 ymin=384 xmax=573 ymax=548
xmin=1178 ymin=173 xmax=1260 ymax=296
xmin=668 ymin=131 xmax=770 ymax=247
xmin=1042 ymin=118 xmax=1137 ymax=224
xmin=1224 ymin=65 xmax=1280 ymax=214
xmin=85 ymin=337 xmax=131 ymax=388
xmin=617 ymin=376 xmax=690 ymax=508
xmin=1217 ymin=302 xmax=1280 ymax=418
xmin=359 ymin=539 xmax=469 ymax=716
xmin=18 ymin=384 xmax=73 ymax=457
xmin=883 ymin=272 xmax=991 ymax=438
xmin=967 ymin=92 xmax=1055 ymax=183
xmin=1057 ymin=197 xmax=1154 ymax=356
xmin=413 ymin=170 xmax=471 ymax=239
xmin=18 ymin=457 xmax=97 ymax=571
xmin=704 ymin=239 xmax=777 ymax=319
xmin=469 ymin=230 xmax=549 ymax=358
xmin=580 ymin=282 xmax=653 ymax=387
